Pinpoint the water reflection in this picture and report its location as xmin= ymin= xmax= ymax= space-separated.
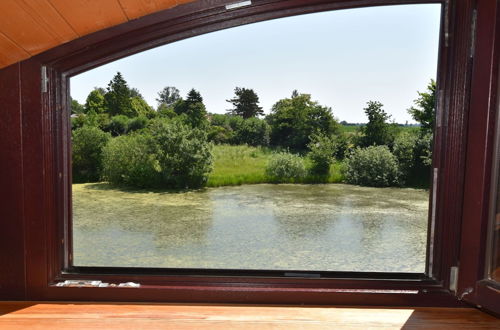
xmin=73 ymin=183 xmax=429 ymax=272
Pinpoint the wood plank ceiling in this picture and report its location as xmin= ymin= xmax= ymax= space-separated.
xmin=0 ymin=0 xmax=196 ymax=69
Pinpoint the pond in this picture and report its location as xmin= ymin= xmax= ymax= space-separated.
xmin=72 ymin=183 xmax=429 ymax=273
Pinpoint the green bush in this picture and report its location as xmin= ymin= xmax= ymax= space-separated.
xmin=344 ymin=145 xmax=400 ymax=187
xmin=265 ymin=152 xmax=306 ymax=181
xmin=101 ymin=134 xmax=161 ymax=188
xmin=393 ymin=131 xmax=418 ymax=181
xmin=127 ymin=115 xmax=149 ymax=133
xmin=307 ymin=133 xmax=336 ymax=175
xmin=232 ymin=117 xmax=270 ymax=146
xmin=208 ymin=125 xmax=233 ymax=144
xmin=150 ymin=120 xmax=213 ymax=188
xmin=105 ymin=115 xmax=129 ymax=136
xmin=72 ymin=126 xmax=111 ymax=182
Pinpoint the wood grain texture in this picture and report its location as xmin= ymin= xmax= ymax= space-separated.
xmin=0 ymin=302 xmax=498 ymax=329
xmin=118 ymin=0 xmax=177 ymax=20
xmin=47 ymin=0 xmax=128 ymax=36
xmin=0 ymin=64 xmax=26 ymax=300
xmin=0 ymin=0 xmax=58 ymax=54
xmin=0 ymin=32 xmax=30 ymax=68
xmin=0 ymin=0 xmax=196 ymax=69
xmin=19 ymin=0 xmax=79 ymax=42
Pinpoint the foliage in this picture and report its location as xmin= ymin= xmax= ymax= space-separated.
xmin=127 ymin=115 xmax=149 ymax=133
xmin=307 ymin=133 xmax=336 ymax=175
xmin=84 ymin=88 xmax=106 ymax=114
xmin=72 ymin=126 xmax=111 ymax=182
xmin=408 ymin=79 xmax=436 ymax=135
xmin=231 ymin=117 xmax=270 ymax=146
xmin=265 ymin=152 xmax=307 ymax=181
xmin=267 ymin=93 xmax=340 ymax=150
xmin=102 ymin=134 xmax=161 ymax=188
xmin=104 ymin=72 xmax=134 ymax=117
xmin=392 ymin=131 xmax=432 ymax=186
xmin=71 ymin=98 xmax=85 ymax=115
xmin=359 ymin=101 xmax=396 ymax=148
xmin=208 ymin=125 xmax=233 ymax=144
xmin=157 ymin=103 xmax=177 ymax=118
xmin=392 ymin=131 xmax=417 ymax=181
xmin=344 ymin=145 xmax=400 ymax=187
xmin=226 ymin=87 xmax=264 ymax=118
xmin=130 ymin=96 xmax=154 ymax=118
xmin=105 ymin=115 xmax=130 ymax=136
xmin=157 ymin=86 xmax=181 ymax=107
xmin=174 ymin=89 xmax=208 ymax=128
xmin=150 ymin=119 xmax=213 ymax=188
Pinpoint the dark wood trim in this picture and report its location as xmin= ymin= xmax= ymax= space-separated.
xmin=458 ymin=0 xmax=500 ymax=310
xmin=0 ymin=63 xmax=26 ymax=300
xmin=0 ymin=0 xmax=480 ymax=306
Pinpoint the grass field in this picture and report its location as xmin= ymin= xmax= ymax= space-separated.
xmin=207 ymin=145 xmax=344 ymax=187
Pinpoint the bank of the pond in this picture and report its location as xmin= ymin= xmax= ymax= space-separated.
xmin=207 ymin=145 xmax=344 ymax=187
xmin=72 ymin=183 xmax=429 ymax=272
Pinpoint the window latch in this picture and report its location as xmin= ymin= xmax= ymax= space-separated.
xmin=449 ymin=266 xmax=459 ymax=293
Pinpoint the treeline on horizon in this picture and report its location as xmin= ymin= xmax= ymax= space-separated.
xmin=71 ymin=71 xmax=436 ymax=189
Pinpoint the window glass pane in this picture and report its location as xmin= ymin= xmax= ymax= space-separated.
xmin=70 ymin=4 xmax=441 ymax=273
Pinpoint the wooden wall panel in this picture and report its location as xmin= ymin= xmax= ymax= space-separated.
xmin=48 ymin=0 xmax=129 ymax=36
xmin=0 ymin=63 xmax=26 ymax=300
xmin=0 ymin=0 xmax=59 ymax=54
xmin=20 ymin=59 xmax=48 ymax=300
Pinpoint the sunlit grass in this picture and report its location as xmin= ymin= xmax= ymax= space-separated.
xmin=207 ymin=144 xmax=345 ymax=187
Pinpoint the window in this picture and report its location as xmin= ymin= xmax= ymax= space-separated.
xmin=20 ymin=0 xmax=486 ymax=305
xmin=69 ymin=4 xmax=440 ymax=275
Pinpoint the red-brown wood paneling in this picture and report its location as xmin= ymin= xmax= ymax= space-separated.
xmin=0 ymin=63 xmax=26 ymax=300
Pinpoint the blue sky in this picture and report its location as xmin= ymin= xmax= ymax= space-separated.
xmin=71 ymin=4 xmax=441 ymax=123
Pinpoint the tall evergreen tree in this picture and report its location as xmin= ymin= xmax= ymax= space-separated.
xmin=104 ymin=72 xmax=134 ymax=117
xmin=226 ymin=87 xmax=263 ymax=119
xmin=174 ymin=89 xmax=207 ymax=128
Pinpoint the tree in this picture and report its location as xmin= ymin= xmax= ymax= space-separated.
xmin=408 ymin=79 xmax=436 ymax=135
xmin=84 ymin=88 xmax=106 ymax=114
xmin=267 ymin=93 xmax=340 ymax=150
xmin=174 ymin=89 xmax=207 ymax=128
xmin=359 ymin=101 xmax=395 ymax=147
xmin=157 ymin=86 xmax=181 ymax=107
xmin=72 ymin=126 xmax=111 ymax=182
xmin=130 ymin=88 xmax=143 ymax=99
xmin=71 ymin=98 xmax=85 ymax=115
xmin=130 ymin=96 xmax=154 ymax=118
xmin=226 ymin=87 xmax=264 ymax=118
xmin=104 ymin=72 xmax=134 ymax=117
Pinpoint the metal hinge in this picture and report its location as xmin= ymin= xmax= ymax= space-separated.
xmin=41 ymin=66 xmax=48 ymax=93
xmin=470 ymin=9 xmax=477 ymax=58
xmin=449 ymin=266 xmax=459 ymax=293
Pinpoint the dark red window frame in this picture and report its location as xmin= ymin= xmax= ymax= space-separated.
xmin=9 ymin=0 xmax=489 ymax=306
